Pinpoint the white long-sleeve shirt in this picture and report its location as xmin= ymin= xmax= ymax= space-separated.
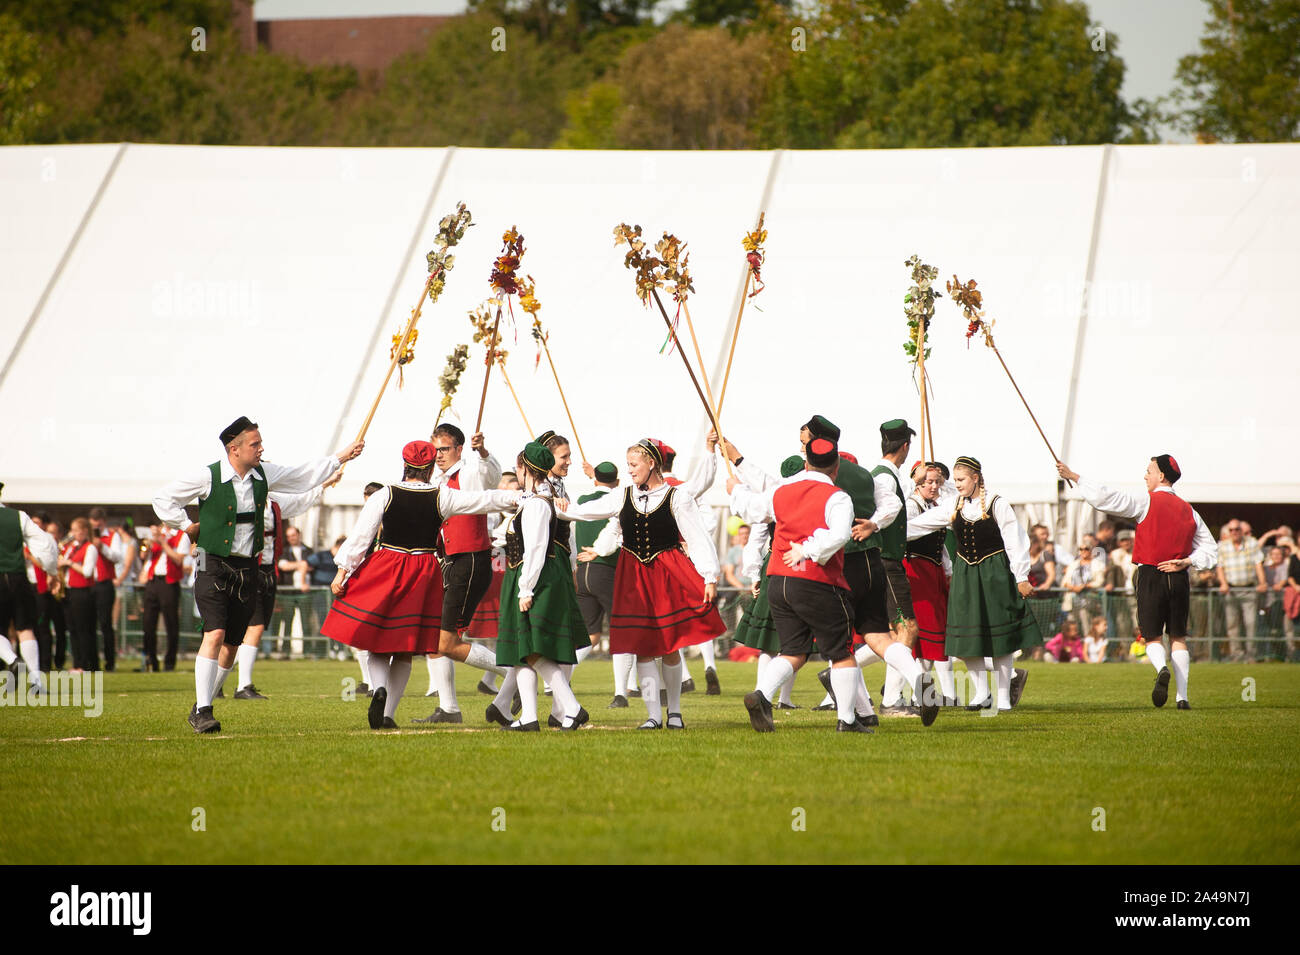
xmin=1075 ymin=477 xmax=1218 ymax=571
xmin=3 ymin=504 xmax=58 ymax=574
xmin=434 ymin=451 xmax=502 ymax=493
xmin=153 ymin=455 xmax=341 ymax=557
xmin=334 ymin=481 xmax=519 ymax=577
xmin=565 ymin=482 xmax=719 ymax=584
xmin=514 ymin=490 xmax=560 ymax=600
xmin=736 ymin=458 xmax=779 ymax=493
xmin=259 ymin=486 xmax=327 ymax=567
xmin=906 ymin=491 xmax=952 ymax=577
xmin=907 ymin=492 xmax=1033 ymax=582
xmin=870 ymin=459 xmax=904 ymax=532
xmin=741 ymin=522 xmax=770 ymax=582
xmin=728 ymin=471 xmax=852 ymax=567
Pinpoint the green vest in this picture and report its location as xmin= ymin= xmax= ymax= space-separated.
xmin=197 ymin=462 xmax=268 ymax=558
xmin=865 ymin=463 xmax=907 ymax=560
xmin=575 ymin=488 xmax=618 ymax=568
xmin=834 ymin=457 xmax=876 ymax=555
xmin=0 ymin=508 xmax=25 ymax=574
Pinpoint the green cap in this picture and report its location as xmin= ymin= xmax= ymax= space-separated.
xmin=780 ymin=455 xmax=806 ymax=478
xmin=521 ymin=442 xmax=555 ymax=477
xmin=593 ymin=461 xmax=618 ymax=482
xmin=880 ymin=418 xmax=916 ymax=442
xmin=804 ymin=414 xmax=840 ymax=442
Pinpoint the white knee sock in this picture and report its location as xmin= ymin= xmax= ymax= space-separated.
xmin=356 ymin=649 xmax=371 ymax=686
xmin=465 ymin=641 xmax=506 ymax=676
xmin=756 ymin=652 xmax=770 ymax=690
xmin=214 ymin=664 xmax=233 ymax=695
xmin=534 ymin=658 xmax=580 ymax=719
xmin=1146 ymin=642 xmax=1168 ymax=672
xmin=0 ymin=636 xmax=16 ymax=665
xmin=983 ymin=656 xmax=994 ymax=670
xmin=933 ymin=658 xmax=956 ymax=699
xmin=854 ymin=667 xmax=875 ymax=716
xmin=385 ymin=657 xmax=411 ymax=718
xmin=1171 ymin=648 xmax=1190 ymax=702
xmin=882 ymin=665 xmax=907 ymax=706
xmin=854 ymin=645 xmax=883 ymax=667
xmin=662 ymin=654 xmax=683 ymax=713
xmin=613 ymin=653 xmax=635 ymax=696
xmin=699 ymin=640 xmax=716 ymax=670
xmin=195 ymin=656 xmax=218 ymax=707
xmin=758 ymin=656 xmax=794 ymax=703
xmin=235 ymin=643 xmax=258 ymax=690
xmin=829 ymin=666 xmax=860 ymax=725
xmin=574 ymin=645 xmax=592 ymax=666
xmin=492 ymin=667 xmax=519 ymax=712
xmin=778 ymin=667 xmax=794 ymax=706
xmin=432 ymin=655 xmax=459 ymax=713
xmin=993 ymin=654 xmax=1014 ymax=710
xmin=19 ymin=639 xmax=43 ymax=691
xmin=637 ymin=661 xmax=662 ymax=723
xmin=883 ymin=642 xmax=922 ymax=696
xmin=963 ymin=657 xmax=988 ymax=704
xmin=679 ymin=655 xmax=694 ymax=683
xmin=515 ymin=666 xmax=539 ymax=725
xmin=369 ymin=654 xmax=391 ymax=692
xmin=425 ymin=654 xmax=438 ymax=691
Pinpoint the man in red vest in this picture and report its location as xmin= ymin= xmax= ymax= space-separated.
xmin=87 ymin=507 xmax=125 ymax=672
xmin=1058 ymin=455 xmax=1217 ymax=709
xmin=418 ymin=423 xmax=503 ymax=722
xmin=137 ymin=523 xmax=192 ymax=672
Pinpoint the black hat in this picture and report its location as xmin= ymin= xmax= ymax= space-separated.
xmin=1153 ymin=453 xmax=1181 ymax=484
xmin=806 ymin=438 xmax=838 ymax=469
xmin=803 ymin=415 xmax=840 ymax=442
xmin=780 ymin=455 xmax=805 ymax=478
xmin=534 ymin=430 xmax=557 ymax=447
xmin=593 ymin=461 xmax=618 ymax=483
xmin=880 ymin=418 xmax=916 ymax=443
xmin=926 ymin=460 xmax=950 ymax=480
xmin=633 ymin=439 xmax=664 ymax=469
xmin=521 ymin=442 xmax=555 ymax=478
xmin=220 ymin=416 xmax=258 ymax=446
xmin=954 ymin=455 xmax=982 ymax=473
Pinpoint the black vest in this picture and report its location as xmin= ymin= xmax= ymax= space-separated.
xmin=376 ymin=485 xmax=443 ymax=554
xmin=953 ymin=496 xmax=1005 ymax=565
xmin=504 ymin=498 xmax=562 ymax=569
xmin=619 ymin=486 xmax=681 ymax=564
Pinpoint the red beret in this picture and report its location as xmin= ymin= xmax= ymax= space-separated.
xmin=653 ymin=439 xmax=676 ymax=458
xmin=403 ymin=440 xmax=435 ymax=467
xmin=839 ymin=451 xmax=858 ymax=465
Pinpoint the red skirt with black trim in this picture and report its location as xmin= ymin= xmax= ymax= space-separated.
xmin=610 ymin=548 xmax=725 ymax=657
xmin=465 ymin=557 xmax=504 ymax=640
xmin=321 ymin=549 xmax=444 ymax=654
xmin=904 ymin=556 xmax=949 ymax=662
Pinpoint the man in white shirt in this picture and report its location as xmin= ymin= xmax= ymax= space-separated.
xmin=1 ymin=485 xmax=59 ymax=693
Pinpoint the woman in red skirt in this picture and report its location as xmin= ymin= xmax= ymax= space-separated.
xmin=324 ymin=441 xmax=519 ymax=730
xmin=567 ymin=439 xmax=723 ymax=729
xmin=904 ymin=462 xmax=959 ymax=707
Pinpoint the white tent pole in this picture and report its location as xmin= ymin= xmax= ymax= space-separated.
xmin=0 ymin=142 xmax=127 ymax=394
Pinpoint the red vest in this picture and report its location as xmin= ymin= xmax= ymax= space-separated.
xmin=1133 ymin=490 xmax=1197 ymax=566
xmin=92 ymin=529 xmax=117 ymax=583
xmin=147 ymin=530 xmax=187 ymax=584
xmin=440 ymin=469 xmax=491 ymax=555
xmin=66 ymin=541 xmax=95 ymax=589
xmin=31 ymin=551 xmax=48 ymax=594
xmin=767 ymin=479 xmax=850 ymax=590
xmin=260 ymin=501 xmax=285 ymax=568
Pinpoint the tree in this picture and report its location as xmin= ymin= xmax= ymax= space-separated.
xmin=0 ymin=14 xmax=49 ymax=144
xmin=1171 ymin=0 xmax=1300 ymax=142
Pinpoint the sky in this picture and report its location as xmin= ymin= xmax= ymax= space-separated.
xmin=254 ymin=0 xmax=1212 ymax=137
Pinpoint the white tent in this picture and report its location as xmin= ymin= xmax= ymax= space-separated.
xmin=4 ymin=142 xmax=1298 ymax=538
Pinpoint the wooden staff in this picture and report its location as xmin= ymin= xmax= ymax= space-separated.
xmin=715 ymin=265 xmax=753 ymax=421
xmin=915 ymin=328 xmax=930 ymax=463
xmin=924 ymin=373 xmax=936 ymax=462
xmin=989 ymin=343 xmax=1070 ymax=484
xmin=474 ymin=306 xmax=502 ymax=433
xmin=355 ymin=274 xmax=434 ymax=443
xmin=650 ymin=289 xmax=722 ymax=441
xmin=680 ymin=300 xmax=732 ymax=478
xmin=534 ymin=324 xmax=587 ymax=464
xmin=497 ymin=360 xmax=533 ymax=435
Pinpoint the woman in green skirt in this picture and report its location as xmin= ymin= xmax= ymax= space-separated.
xmin=908 ymin=455 xmax=1041 ymax=711
xmin=489 ymin=443 xmax=590 ymax=731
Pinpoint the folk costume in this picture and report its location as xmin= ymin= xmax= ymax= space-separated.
xmin=908 ymin=456 xmax=1042 ymax=711
xmin=153 ymin=415 xmax=349 ymax=733
xmin=1072 ymin=455 xmax=1217 ymax=708
xmin=62 ymin=535 xmax=98 ymax=671
xmin=0 ymin=498 xmax=58 ymax=692
xmin=139 ymin=526 xmax=191 ymax=674
xmin=572 ymin=463 xmax=627 ymax=706
xmin=902 ymin=462 xmax=960 ymax=705
xmin=566 ymin=439 xmax=723 ymax=730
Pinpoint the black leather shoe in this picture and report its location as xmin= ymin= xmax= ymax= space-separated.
xmin=1176 ymin=699 xmax=1191 ymax=710
xmin=666 ymin=712 xmax=685 ymax=730
xmin=411 ymin=707 xmax=462 ymax=724
xmin=507 ymin=721 xmax=540 ymax=732
xmin=776 ymin=701 xmax=800 ymax=710
xmin=681 ymin=678 xmax=696 ymax=693
xmin=233 ymin=685 xmax=267 ymax=700
xmin=484 ymin=703 xmax=511 ymax=727
xmin=812 ymin=702 xmax=836 ymax=711
xmin=705 ymin=668 xmax=720 ymax=695
xmin=381 ymin=717 xmax=398 ymax=729
xmin=857 ymin=713 xmax=880 ymax=728
xmin=628 ymin=687 xmax=642 ymax=698
xmin=561 ymin=707 xmax=590 ymax=731
xmin=356 ymin=682 xmax=369 ymax=694
xmin=607 ymin=695 xmax=629 ymax=709
xmin=368 ymin=687 xmax=387 ymax=729
xmin=476 ymin=679 xmax=496 ymax=695
xmin=965 ymin=696 xmax=994 ymax=712
xmin=547 ymin=714 xmax=562 ymax=728
xmin=817 ymin=667 xmax=834 ymax=700
xmin=917 ymin=671 xmax=939 ymax=727
xmin=1152 ymin=667 xmax=1171 ymax=708
xmin=837 ymin=719 xmax=873 ymax=733
xmin=637 ymin=718 xmax=661 ymax=730
xmin=744 ymin=691 xmax=775 ymax=733
xmin=189 ymin=704 xmax=220 ymax=734
xmin=1010 ymin=668 xmax=1028 ymax=707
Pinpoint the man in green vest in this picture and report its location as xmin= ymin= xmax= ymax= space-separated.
xmin=153 ymin=416 xmax=363 ymax=734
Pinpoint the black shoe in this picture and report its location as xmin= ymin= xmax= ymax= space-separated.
xmin=368 ymin=687 xmax=387 ymax=729
xmin=776 ymin=701 xmax=800 ymax=710
xmin=412 ymin=707 xmax=463 ymax=724
xmin=916 ymin=671 xmax=939 ymax=727
xmin=356 ymin=682 xmax=369 ymax=694
xmin=879 ymin=703 xmax=919 ymax=718
xmin=484 ymin=703 xmax=512 ymax=727
xmin=507 ymin=721 xmax=540 ymax=732
xmin=666 ymin=712 xmax=685 ymax=730
xmin=381 ymin=717 xmax=398 ymax=729
xmin=607 ymin=695 xmax=629 ymax=709
xmin=1152 ymin=667 xmax=1171 ymax=708
xmin=966 ymin=696 xmax=994 ymax=712
xmin=637 ymin=718 xmax=661 ymax=730
xmin=681 ymin=677 xmax=696 ymax=693
xmin=424 ymin=687 xmax=438 ymax=697
xmin=744 ymin=691 xmax=775 ymax=733
xmin=233 ymin=684 xmax=267 ymax=700
xmin=812 ymin=702 xmax=836 ymax=711
xmin=511 ymin=691 xmax=522 ymax=716
xmin=857 ymin=713 xmax=880 ymax=729
xmin=561 ymin=707 xmax=590 ymax=731
xmin=837 ymin=719 xmax=873 ymax=734
xmin=1010 ymin=667 xmax=1028 ymax=707
xmin=817 ymin=667 xmax=834 ymax=701
xmin=628 ymin=687 xmax=642 ymax=698
xmin=705 ymin=667 xmax=720 ymax=695
xmin=214 ymin=687 xmax=225 ymax=699
xmin=189 ymin=704 xmax=220 ymax=734
xmin=547 ymin=714 xmax=562 ymax=728
xmin=1176 ymin=699 xmax=1191 ymax=710
xmin=476 ymin=679 xmax=496 ymax=695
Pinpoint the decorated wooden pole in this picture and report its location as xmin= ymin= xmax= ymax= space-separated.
xmin=904 ymin=255 xmax=941 ymax=463
xmin=474 ymin=306 xmax=502 ymax=433
xmin=520 ymin=276 xmax=588 ymax=464
xmin=681 ymin=300 xmax=731 ymax=477
xmin=496 ymin=355 xmax=533 ymax=435
xmin=716 ymin=212 xmax=766 ymax=421
xmin=434 ymin=343 xmax=470 ymax=428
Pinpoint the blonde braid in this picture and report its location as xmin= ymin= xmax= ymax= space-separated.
xmin=978 ymin=480 xmax=987 ymax=520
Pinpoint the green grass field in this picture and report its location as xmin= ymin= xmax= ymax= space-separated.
xmin=2 ymin=659 xmax=1297 ymax=864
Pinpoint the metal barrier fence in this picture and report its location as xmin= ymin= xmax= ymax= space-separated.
xmin=97 ymin=583 xmax=1296 ymax=664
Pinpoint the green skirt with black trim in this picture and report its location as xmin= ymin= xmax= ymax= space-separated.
xmin=945 ymin=550 xmax=1043 ymax=658
xmin=732 ymin=565 xmax=779 ymax=655
xmin=496 ymin=555 xmax=587 ymax=667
